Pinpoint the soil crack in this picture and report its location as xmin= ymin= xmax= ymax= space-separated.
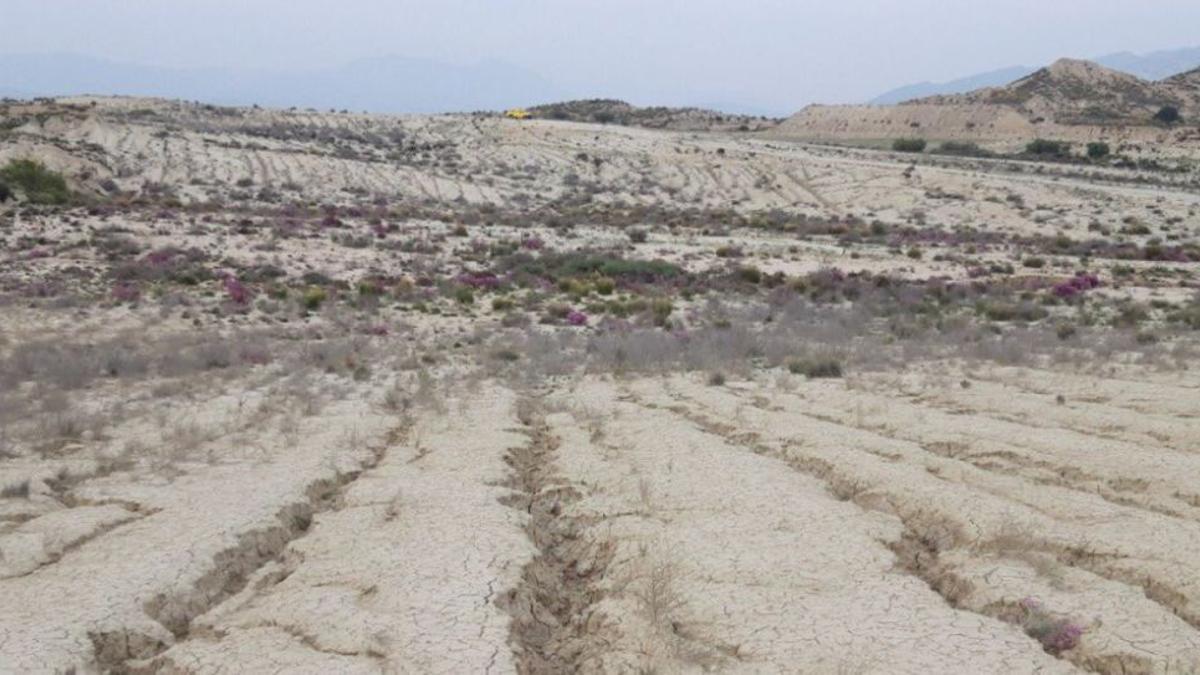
xmin=496 ymin=400 xmax=616 ymax=674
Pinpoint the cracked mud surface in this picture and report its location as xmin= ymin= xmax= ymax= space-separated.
xmin=3 ymin=366 xmax=1199 ymax=672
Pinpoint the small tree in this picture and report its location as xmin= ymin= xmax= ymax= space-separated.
xmin=1086 ymin=142 xmax=1110 ymax=160
xmin=892 ymin=138 xmax=927 ymax=153
xmin=1154 ymin=106 xmax=1181 ymax=125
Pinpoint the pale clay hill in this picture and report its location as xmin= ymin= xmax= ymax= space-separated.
xmin=0 ymin=95 xmax=1199 ymax=674
xmin=770 ymin=58 xmax=1200 ymax=150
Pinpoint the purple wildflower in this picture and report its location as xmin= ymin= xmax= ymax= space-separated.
xmin=112 ymin=283 xmax=141 ymax=303
xmin=224 ymin=276 xmax=250 ymax=305
xmin=456 ymin=272 xmax=501 ymax=290
xmin=1046 ymin=622 xmax=1083 ymax=653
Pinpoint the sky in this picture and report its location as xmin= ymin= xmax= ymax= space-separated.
xmin=4 ymin=0 xmax=1199 ymax=114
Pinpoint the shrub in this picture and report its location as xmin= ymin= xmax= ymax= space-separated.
xmin=981 ymin=300 xmax=1048 ymax=322
xmin=1016 ymin=598 xmax=1084 ymax=655
xmin=1169 ymin=301 xmax=1200 ymax=330
xmin=1086 ymin=142 xmax=1110 ymax=160
xmin=737 ymin=266 xmax=763 ymax=284
xmin=1025 ymin=139 xmax=1070 ymax=158
xmin=503 ymin=252 xmax=682 ymax=284
xmin=1154 ymin=105 xmax=1181 ymax=125
xmin=0 ymin=181 xmax=10 ymax=202
xmin=788 ymin=358 xmax=843 ymax=379
xmin=893 ymin=138 xmax=927 ymax=153
xmin=0 ymin=159 xmax=70 ymax=204
xmin=112 ymin=283 xmax=141 ymax=303
xmin=454 ymin=287 xmax=475 ymax=305
xmin=1022 ymin=257 xmax=1046 ymax=269
xmin=628 ymin=229 xmax=648 ymax=243
xmin=651 ymin=298 xmax=674 ymax=326
xmin=934 ymin=141 xmax=992 ymax=157
xmin=224 ymin=277 xmax=251 ymax=305
xmin=707 ymin=372 xmax=727 ymax=386
xmin=302 ymin=287 xmax=327 ymax=310
xmin=492 ymin=348 xmax=520 ymax=362
xmin=1 ymin=480 xmax=31 ymax=499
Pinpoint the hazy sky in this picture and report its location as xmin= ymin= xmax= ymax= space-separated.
xmin=5 ymin=0 xmax=1199 ymax=113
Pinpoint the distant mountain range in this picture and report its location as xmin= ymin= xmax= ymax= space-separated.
xmin=870 ymin=46 xmax=1200 ymax=105
xmin=0 ymin=52 xmax=566 ymax=114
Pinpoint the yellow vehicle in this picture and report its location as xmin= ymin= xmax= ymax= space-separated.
xmin=505 ymin=108 xmax=531 ymax=120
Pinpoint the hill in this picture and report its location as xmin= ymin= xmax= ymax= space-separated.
xmin=527 ymin=99 xmax=778 ymax=132
xmin=922 ymin=59 xmax=1181 ymax=125
xmin=773 ymin=59 xmax=1199 ymax=150
xmin=0 ymin=52 xmax=565 ymax=114
xmin=870 ymin=46 xmax=1200 ymax=105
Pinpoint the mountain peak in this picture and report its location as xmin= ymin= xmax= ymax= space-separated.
xmin=1029 ymin=58 xmax=1141 ymax=87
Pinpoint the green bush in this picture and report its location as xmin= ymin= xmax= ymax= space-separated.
xmin=651 ymin=298 xmax=674 ymax=325
xmin=982 ymin=302 xmax=1048 ymax=323
xmin=302 ymin=287 xmax=327 ymax=311
xmin=736 ymin=266 xmax=763 ymax=284
xmin=892 ymin=138 xmax=927 ymax=153
xmin=0 ymin=159 xmax=70 ymax=204
xmin=507 ymin=252 xmax=681 ymax=283
xmin=788 ymin=358 xmax=843 ymax=379
xmin=1154 ymin=106 xmax=1181 ymax=125
xmin=1086 ymin=142 xmax=1110 ymax=160
xmin=1025 ymin=139 xmax=1071 ymax=157
xmin=934 ymin=141 xmax=992 ymax=158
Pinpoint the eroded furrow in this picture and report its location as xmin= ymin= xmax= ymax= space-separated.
xmin=142 ymin=384 xmax=531 ymax=674
xmin=107 ymin=429 xmax=399 ymax=672
xmin=498 ymin=401 xmax=616 ymax=674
